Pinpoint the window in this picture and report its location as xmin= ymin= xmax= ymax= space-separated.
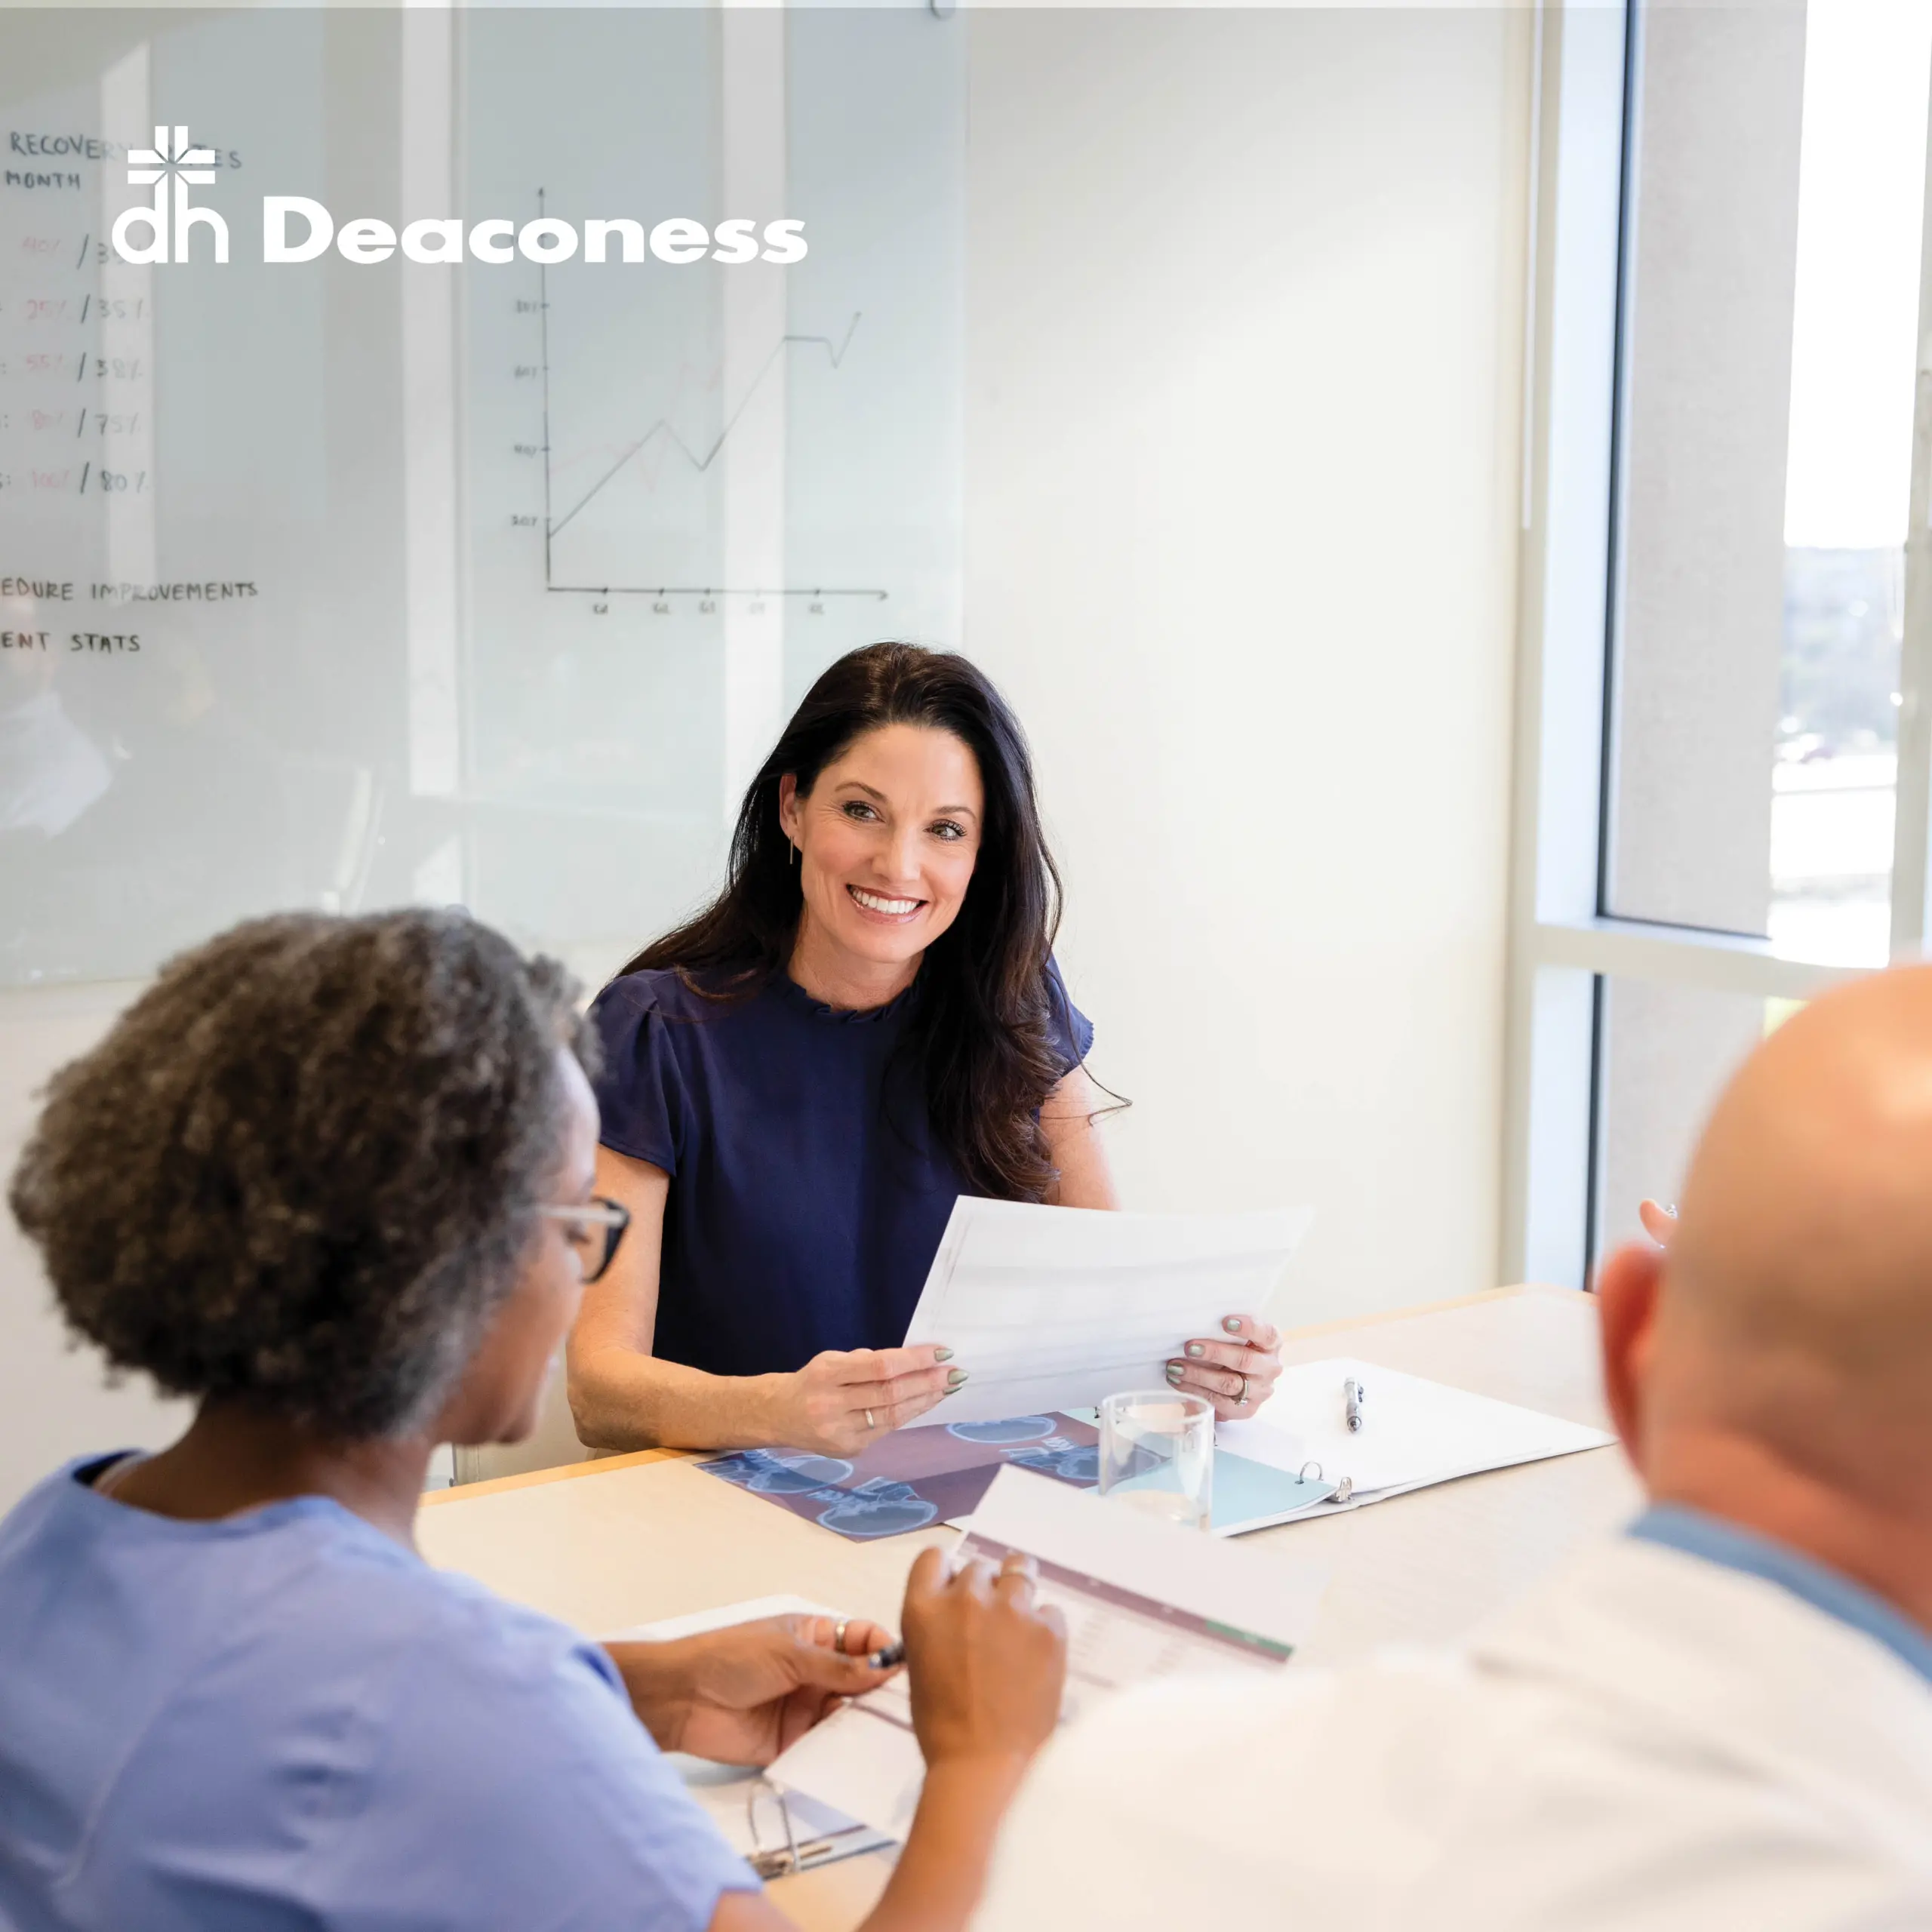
xmin=1594 ymin=980 xmax=1789 ymax=1257
xmin=1505 ymin=2 xmax=1929 ymax=1287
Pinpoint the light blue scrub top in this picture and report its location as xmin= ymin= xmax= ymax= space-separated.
xmin=0 ymin=1455 xmax=759 ymax=1932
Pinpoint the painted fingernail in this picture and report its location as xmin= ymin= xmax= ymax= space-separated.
xmin=934 ymin=1346 xmax=955 ymax=1363
xmin=1186 ymin=1342 xmax=1205 ymax=1358
xmin=1165 ymin=1362 xmax=1183 ymax=1383
xmin=946 ymin=1369 xmax=968 ymax=1389
xmin=1222 ymin=1316 xmax=1243 ymax=1334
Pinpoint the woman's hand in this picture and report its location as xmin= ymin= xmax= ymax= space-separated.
xmin=1166 ymin=1313 xmax=1282 ymax=1420
xmin=766 ymin=1345 xmax=962 ymax=1454
xmin=609 ymin=1614 xmax=897 ymax=1765
xmin=1638 ymin=1199 xmax=1677 ymax=1246
xmin=902 ymin=1545 xmax=1066 ymax=1774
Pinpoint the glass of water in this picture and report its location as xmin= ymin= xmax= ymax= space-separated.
xmin=1097 ymin=1389 xmax=1214 ymax=1530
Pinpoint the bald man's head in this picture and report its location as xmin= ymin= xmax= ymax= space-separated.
xmin=1635 ymin=967 xmax=1932 ymax=1518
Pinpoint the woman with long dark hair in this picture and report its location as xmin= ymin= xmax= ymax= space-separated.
xmin=568 ymin=645 xmax=1284 ymax=1452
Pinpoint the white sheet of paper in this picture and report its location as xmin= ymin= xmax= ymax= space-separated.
xmin=1217 ymin=1357 xmax=1614 ymax=1513
xmin=768 ymin=1468 xmax=1326 ymax=1838
xmin=900 ymin=1198 xmax=1314 ymax=1426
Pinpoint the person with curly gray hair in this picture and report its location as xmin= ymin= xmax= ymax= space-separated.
xmin=0 ymin=909 xmax=1066 ymax=1932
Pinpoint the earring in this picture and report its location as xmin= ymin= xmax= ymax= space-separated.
xmin=789 ymin=840 xmax=797 ymax=867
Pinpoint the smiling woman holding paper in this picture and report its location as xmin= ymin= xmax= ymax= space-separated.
xmin=568 ymin=645 xmax=1284 ymax=1455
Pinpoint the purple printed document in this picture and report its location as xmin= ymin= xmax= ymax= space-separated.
xmin=694 ymin=1412 xmax=1100 ymax=1541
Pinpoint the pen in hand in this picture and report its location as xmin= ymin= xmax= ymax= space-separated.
xmin=868 ymin=1639 xmax=907 ymax=1671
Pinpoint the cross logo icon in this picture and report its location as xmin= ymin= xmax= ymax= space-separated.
xmin=112 ymin=125 xmax=228 ymax=264
xmin=126 ymin=127 xmax=216 ymax=190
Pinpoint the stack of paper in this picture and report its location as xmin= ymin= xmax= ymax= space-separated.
xmin=768 ymin=1467 xmax=1327 ymax=1838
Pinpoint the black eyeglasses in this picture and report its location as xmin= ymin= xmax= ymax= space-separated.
xmin=537 ymin=1195 xmax=632 ymax=1284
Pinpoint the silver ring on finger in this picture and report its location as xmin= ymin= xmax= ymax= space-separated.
xmin=1232 ymin=1373 xmax=1250 ymax=1407
xmin=864 ymin=1408 xmax=875 ymax=1430
xmin=834 ymin=1619 xmax=851 ymax=1654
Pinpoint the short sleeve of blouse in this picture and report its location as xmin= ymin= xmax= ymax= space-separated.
xmin=1044 ymin=956 xmax=1094 ymax=1078
xmin=586 ymin=975 xmax=689 ymax=1176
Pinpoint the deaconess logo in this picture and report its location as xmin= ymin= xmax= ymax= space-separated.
xmin=109 ymin=126 xmax=806 ymax=268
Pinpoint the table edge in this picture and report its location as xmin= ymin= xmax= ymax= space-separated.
xmin=420 ymin=1445 xmax=685 ymax=1506
xmin=422 ymin=1282 xmax=1582 ymax=1506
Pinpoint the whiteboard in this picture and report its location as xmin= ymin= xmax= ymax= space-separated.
xmin=0 ymin=8 xmax=964 ymax=987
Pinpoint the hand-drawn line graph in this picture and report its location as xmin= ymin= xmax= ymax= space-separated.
xmin=532 ymin=195 xmax=889 ymax=603
xmin=546 ymin=311 xmax=860 ymax=543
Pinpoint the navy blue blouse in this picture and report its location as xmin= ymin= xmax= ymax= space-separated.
xmin=586 ymin=963 xmax=1093 ymax=1378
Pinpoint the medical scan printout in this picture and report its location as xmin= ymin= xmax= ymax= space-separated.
xmin=768 ymin=1469 xmax=1326 ymax=1839
xmin=900 ymin=1198 xmax=1315 ymax=1426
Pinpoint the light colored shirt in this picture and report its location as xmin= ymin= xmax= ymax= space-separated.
xmin=974 ymin=1516 xmax=1932 ymax=1930
xmin=0 ymin=1455 xmax=759 ymax=1932
xmin=1632 ymin=1500 xmax=1932 ymax=1683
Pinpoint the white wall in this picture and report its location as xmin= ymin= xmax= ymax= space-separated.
xmin=961 ymin=9 xmax=1531 ymax=1324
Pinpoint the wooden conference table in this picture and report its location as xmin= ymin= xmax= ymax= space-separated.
xmin=419 ymin=1284 xmax=1641 ymax=1929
